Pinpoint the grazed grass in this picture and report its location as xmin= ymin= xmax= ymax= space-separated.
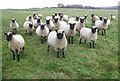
xmin=2 ymin=8 xmax=118 ymax=79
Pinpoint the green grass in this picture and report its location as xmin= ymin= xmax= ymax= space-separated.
xmin=2 ymin=8 xmax=118 ymax=79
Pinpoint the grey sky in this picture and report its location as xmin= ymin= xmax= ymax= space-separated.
xmin=1 ymin=0 xmax=119 ymax=9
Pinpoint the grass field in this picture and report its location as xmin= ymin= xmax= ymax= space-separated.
xmin=2 ymin=8 xmax=118 ymax=79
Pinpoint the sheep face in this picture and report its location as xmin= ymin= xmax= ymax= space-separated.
xmin=4 ymin=32 xmax=13 ymax=41
xmin=56 ymin=30 xmax=65 ymax=39
xmin=80 ymin=18 xmax=84 ymax=23
xmin=75 ymin=16 xmax=79 ymax=21
xmin=99 ymin=16 xmax=103 ymax=21
xmin=29 ymin=16 xmax=32 ymax=19
xmin=58 ymin=13 xmax=63 ymax=16
xmin=29 ymin=23 xmax=33 ymax=28
xmin=69 ymin=23 xmax=76 ymax=30
xmin=37 ymin=18 xmax=41 ymax=23
xmin=52 ymin=14 xmax=55 ymax=19
xmin=60 ymin=15 xmax=63 ymax=18
xmin=103 ymin=18 xmax=108 ymax=24
xmin=91 ymin=27 xmax=97 ymax=33
xmin=54 ymin=13 xmax=58 ymax=16
xmin=84 ymin=15 xmax=88 ymax=19
xmin=46 ymin=19 xmax=50 ymax=25
xmin=11 ymin=19 xmax=16 ymax=23
xmin=91 ymin=14 xmax=94 ymax=17
xmin=54 ymin=18 xmax=59 ymax=23
xmin=40 ymin=24 xmax=45 ymax=30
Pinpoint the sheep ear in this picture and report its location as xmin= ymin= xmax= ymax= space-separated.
xmin=73 ymin=23 xmax=76 ymax=25
xmin=62 ymin=31 xmax=65 ymax=33
xmin=12 ymin=32 xmax=14 ymax=35
xmin=4 ymin=33 xmax=7 ymax=36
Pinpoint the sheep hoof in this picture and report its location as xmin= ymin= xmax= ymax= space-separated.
xmin=63 ymin=56 xmax=65 ymax=58
xmin=47 ymin=49 xmax=49 ymax=51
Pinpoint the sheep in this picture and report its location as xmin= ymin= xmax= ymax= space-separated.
xmin=10 ymin=18 xmax=19 ymax=33
xmin=84 ymin=15 xmax=88 ymax=25
xmin=33 ymin=18 xmax=42 ymax=28
xmin=54 ymin=16 xmax=67 ymax=29
xmin=79 ymin=26 xmax=98 ymax=48
xmin=26 ymin=15 xmax=33 ymax=22
xmin=33 ymin=14 xmax=39 ymax=19
xmin=95 ymin=17 xmax=110 ymax=36
xmin=68 ymin=16 xmax=79 ymax=22
xmin=60 ymin=21 xmax=76 ymax=44
xmin=76 ymin=17 xmax=85 ymax=34
xmin=99 ymin=16 xmax=103 ymax=21
xmin=37 ymin=14 xmax=42 ymax=19
xmin=47 ymin=29 xmax=67 ymax=58
xmin=23 ymin=21 xmax=34 ymax=36
xmin=60 ymin=14 xmax=69 ymax=22
xmin=36 ymin=23 xmax=49 ymax=44
xmin=111 ymin=15 xmax=116 ymax=20
xmin=91 ymin=13 xmax=99 ymax=26
xmin=4 ymin=32 xmax=25 ymax=62
xmin=45 ymin=16 xmax=55 ymax=31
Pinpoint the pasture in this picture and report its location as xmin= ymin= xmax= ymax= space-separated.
xmin=2 ymin=8 xmax=118 ymax=79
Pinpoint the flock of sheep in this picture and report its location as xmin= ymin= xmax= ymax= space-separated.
xmin=4 ymin=12 xmax=116 ymax=62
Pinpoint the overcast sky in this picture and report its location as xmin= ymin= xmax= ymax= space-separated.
xmin=1 ymin=0 xmax=119 ymax=9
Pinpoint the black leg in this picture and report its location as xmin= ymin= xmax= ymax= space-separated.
xmin=57 ymin=51 xmax=59 ymax=58
xmin=71 ymin=36 xmax=73 ymax=44
xmin=29 ymin=32 xmax=32 ymax=36
xmin=11 ymin=50 xmax=15 ymax=60
xmin=22 ymin=47 xmax=24 ymax=51
xmin=79 ymin=38 xmax=82 ymax=44
xmin=89 ymin=42 xmax=92 ymax=48
xmin=93 ymin=41 xmax=95 ymax=48
xmin=44 ymin=36 xmax=47 ymax=42
xmin=41 ymin=36 xmax=44 ymax=44
xmin=15 ymin=28 xmax=17 ymax=33
xmin=17 ymin=54 xmax=20 ymax=62
xmin=85 ymin=40 xmax=87 ymax=44
xmin=62 ymin=49 xmax=65 ymax=58
xmin=25 ymin=30 xmax=27 ymax=34
xmin=22 ymin=47 xmax=24 ymax=56
xmin=104 ymin=29 xmax=106 ymax=36
xmin=68 ymin=37 xmax=70 ymax=44
xmin=16 ymin=49 xmax=20 ymax=62
xmin=102 ymin=29 xmax=104 ymax=36
xmin=47 ymin=45 xmax=50 ymax=51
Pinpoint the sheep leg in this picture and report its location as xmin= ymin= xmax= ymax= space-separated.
xmin=71 ymin=36 xmax=73 ymax=44
xmin=22 ymin=47 xmax=24 ymax=56
xmin=62 ymin=48 xmax=65 ymax=58
xmin=79 ymin=38 xmax=82 ymax=44
xmin=11 ymin=49 xmax=15 ymax=60
xmin=41 ymin=36 xmax=44 ymax=44
xmin=16 ymin=49 xmax=20 ymax=62
xmin=25 ymin=30 xmax=27 ymax=34
xmin=29 ymin=32 xmax=32 ymax=36
xmin=57 ymin=51 xmax=59 ymax=58
xmin=102 ymin=29 xmax=104 ymax=36
xmin=47 ymin=45 xmax=50 ymax=51
xmin=85 ymin=40 xmax=87 ymax=44
xmin=89 ymin=42 xmax=92 ymax=48
xmin=15 ymin=28 xmax=17 ymax=33
xmin=104 ymin=29 xmax=107 ymax=36
xmin=68 ymin=37 xmax=70 ymax=44
xmin=92 ymin=41 xmax=95 ymax=48
xmin=44 ymin=36 xmax=47 ymax=42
